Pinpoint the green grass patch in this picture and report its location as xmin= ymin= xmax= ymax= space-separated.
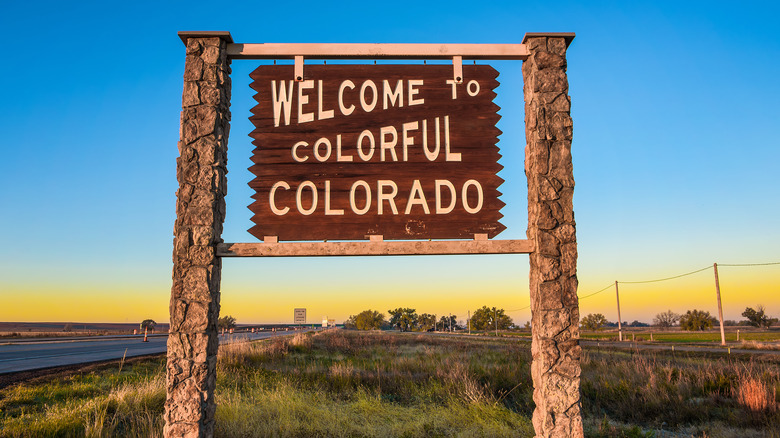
xmin=581 ymin=330 xmax=780 ymax=343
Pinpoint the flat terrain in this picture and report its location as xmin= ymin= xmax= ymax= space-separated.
xmin=0 ymin=330 xmax=313 ymax=375
xmin=0 ymin=335 xmax=168 ymax=374
xmin=0 ymin=330 xmax=778 ymax=437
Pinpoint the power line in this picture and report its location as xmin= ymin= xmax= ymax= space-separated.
xmin=493 ymin=260 xmax=778 ymax=316
xmin=718 ymin=261 xmax=780 ymax=267
xmin=578 ymin=283 xmax=614 ymax=301
xmin=617 ymin=265 xmax=712 ymax=284
xmin=506 ymin=304 xmax=531 ymax=312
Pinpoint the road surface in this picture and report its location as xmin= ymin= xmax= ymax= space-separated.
xmin=0 ymin=330 xmax=311 ymax=374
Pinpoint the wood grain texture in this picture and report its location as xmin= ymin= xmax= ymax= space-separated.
xmin=218 ymin=239 xmax=533 ymax=257
xmin=248 ymin=64 xmax=505 ymax=241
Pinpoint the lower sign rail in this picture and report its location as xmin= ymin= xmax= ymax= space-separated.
xmin=217 ymin=239 xmax=533 ymax=257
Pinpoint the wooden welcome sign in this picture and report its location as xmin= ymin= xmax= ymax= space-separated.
xmin=248 ymin=64 xmax=505 ymax=241
xmin=172 ymin=34 xmax=579 ymax=438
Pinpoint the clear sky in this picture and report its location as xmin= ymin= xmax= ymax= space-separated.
xmin=1 ymin=0 xmax=778 ymax=326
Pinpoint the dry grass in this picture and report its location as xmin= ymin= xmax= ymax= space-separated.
xmin=739 ymin=339 xmax=780 ymax=350
xmin=0 ymin=331 xmax=125 ymax=339
xmin=734 ymin=371 xmax=777 ymax=413
xmin=580 ymin=348 xmax=780 ymax=435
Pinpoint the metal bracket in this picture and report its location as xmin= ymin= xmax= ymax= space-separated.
xmin=294 ymin=55 xmax=304 ymax=81
xmin=453 ymin=56 xmax=463 ymax=84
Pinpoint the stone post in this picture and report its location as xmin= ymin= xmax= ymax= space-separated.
xmin=165 ymin=31 xmax=232 ymax=438
xmin=522 ymin=33 xmax=583 ymax=437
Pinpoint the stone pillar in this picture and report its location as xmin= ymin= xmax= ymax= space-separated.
xmin=165 ymin=31 xmax=232 ymax=438
xmin=522 ymin=33 xmax=583 ymax=437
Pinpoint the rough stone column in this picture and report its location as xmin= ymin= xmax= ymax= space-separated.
xmin=522 ymin=33 xmax=583 ymax=438
xmin=165 ymin=31 xmax=232 ymax=438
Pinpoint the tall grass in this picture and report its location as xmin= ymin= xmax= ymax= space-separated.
xmin=0 ymin=359 xmax=165 ymax=437
xmin=1 ymin=331 xmax=778 ymax=437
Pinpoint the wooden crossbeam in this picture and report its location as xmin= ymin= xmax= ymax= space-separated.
xmin=217 ymin=239 xmax=533 ymax=257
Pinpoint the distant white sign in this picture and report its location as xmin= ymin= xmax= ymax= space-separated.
xmin=294 ymin=308 xmax=306 ymax=324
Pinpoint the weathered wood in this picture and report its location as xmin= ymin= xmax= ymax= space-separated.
xmin=248 ymin=64 xmax=505 ymax=241
xmin=178 ymin=31 xmax=233 ymax=45
xmin=217 ymin=239 xmax=533 ymax=257
xmin=227 ymin=43 xmax=529 ymax=60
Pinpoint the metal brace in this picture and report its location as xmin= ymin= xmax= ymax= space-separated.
xmin=453 ymin=56 xmax=463 ymax=84
xmin=294 ymin=55 xmax=304 ymax=81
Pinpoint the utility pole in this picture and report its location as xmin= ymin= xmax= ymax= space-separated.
xmin=468 ymin=310 xmax=471 ymax=335
xmin=615 ymin=281 xmax=623 ymax=342
xmin=495 ymin=308 xmax=499 ymax=336
xmin=714 ymin=263 xmax=726 ymax=346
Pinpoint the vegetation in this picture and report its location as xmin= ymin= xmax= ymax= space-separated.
xmin=438 ymin=314 xmax=458 ymax=331
xmin=679 ymin=309 xmax=716 ymax=331
xmin=218 ymin=315 xmax=237 ymax=331
xmin=387 ymin=307 xmax=418 ymax=332
xmin=470 ymin=306 xmax=513 ymax=331
xmin=579 ymin=329 xmax=780 ymax=344
xmin=652 ymin=310 xmax=680 ymax=327
xmin=2 ymin=331 xmax=778 ymax=437
xmin=139 ymin=319 xmax=156 ymax=332
xmin=344 ymin=309 xmax=385 ymax=330
xmin=580 ymin=313 xmax=608 ymax=331
xmin=417 ymin=313 xmax=436 ymax=331
xmin=742 ymin=305 xmax=778 ymax=329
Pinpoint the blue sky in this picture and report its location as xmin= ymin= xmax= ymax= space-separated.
xmin=1 ymin=0 xmax=778 ymax=324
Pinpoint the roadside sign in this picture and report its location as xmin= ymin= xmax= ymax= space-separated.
xmin=293 ymin=308 xmax=306 ymax=324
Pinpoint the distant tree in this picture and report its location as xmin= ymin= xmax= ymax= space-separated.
xmin=140 ymin=319 xmax=156 ymax=332
xmin=417 ymin=313 xmax=437 ymax=331
xmin=742 ymin=305 xmax=778 ymax=329
xmin=388 ymin=308 xmax=418 ymax=332
xmin=628 ymin=320 xmax=649 ymax=327
xmin=438 ymin=314 xmax=457 ymax=331
xmin=352 ymin=309 xmax=386 ymax=330
xmin=470 ymin=306 xmax=513 ymax=331
xmin=679 ymin=309 xmax=715 ymax=331
xmin=723 ymin=320 xmax=739 ymax=326
xmin=343 ymin=315 xmax=357 ymax=329
xmin=653 ymin=310 xmax=680 ymax=328
xmin=218 ymin=315 xmax=237 ymax=331
xmin=580 ymin=313 xmax=608 ymax=331
xmin=523 ymin=321 xmax=531 ymax=331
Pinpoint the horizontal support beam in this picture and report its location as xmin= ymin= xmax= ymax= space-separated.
xmin=217 ymin=239 xmax=533 ymax=257
xmin=226 ymin=43 xmax=529 ymax=60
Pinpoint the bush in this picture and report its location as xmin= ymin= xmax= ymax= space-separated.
xmin=679 ymin=309 xmax=715 ymax=331
xmin=581 ymin=313 xmax=608 ymax=331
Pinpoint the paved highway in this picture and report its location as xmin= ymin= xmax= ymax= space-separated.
xmin=0 ymin=330 xmax=310 ymax=374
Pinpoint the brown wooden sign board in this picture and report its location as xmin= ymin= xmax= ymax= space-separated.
xmin=248 ymin=64 xmax=505 ymax=241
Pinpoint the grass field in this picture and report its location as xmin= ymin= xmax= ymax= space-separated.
xmin=579 ymin=330 xmax=780 ymax=344
xmin=0 ymin=331 xmax=778 ymax=437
